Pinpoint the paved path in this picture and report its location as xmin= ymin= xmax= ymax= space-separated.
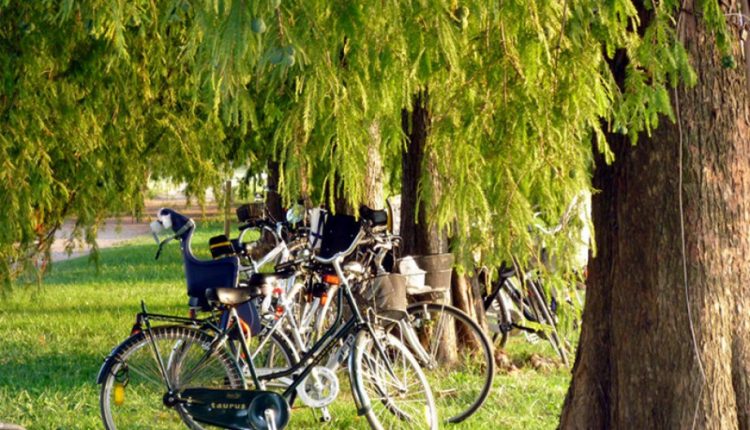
xmin=50 ymin=199 xmax=223 ymax=262
xmin=50 ymin=218 xmax=151 ymax=262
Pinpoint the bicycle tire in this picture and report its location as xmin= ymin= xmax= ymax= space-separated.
xmin=403 ymin=302 xmax=495 ymax=423
xmin=99 ymin=325 xmax=243 ymax=430
xmin=526 ymin=280 xmax=569 ymax=365
xmin=350 ymin=329 xmax=438 ymax=430
xmin=486 ymin=288 xmax=511 ymax=348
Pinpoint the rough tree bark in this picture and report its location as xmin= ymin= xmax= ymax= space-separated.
xmin=266 ymin=160 xmax=283 ymax=222
xmin=560 ymin=2 xmax=750 ymax=428
xmin=400 ymin=90 xmax=459 ymax=362
xmin=364 ymin=121 xmax=384 ymax=209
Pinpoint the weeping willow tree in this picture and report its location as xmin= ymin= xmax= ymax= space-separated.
xmin=5 ymin=0 xmax=747 ymax=425
xmin=188 ymin=0 xmax=694 ymax=271
xmin=0 ymin=0 xmax=723 ymax=301
xmin=185 ymin=0 xmax=700 ymax=330
xmin=0 ymin=1 xmax=250 ymax=287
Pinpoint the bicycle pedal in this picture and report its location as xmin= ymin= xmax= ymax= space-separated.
xmin=320 ymin=408 xmax=332 ymax=423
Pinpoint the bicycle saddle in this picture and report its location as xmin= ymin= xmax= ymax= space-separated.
xmin=206 ymin=287 xmax=262 ymax=306
xmin=244 ymin=269 xmax=297 ymax=288
xmin=359 ymin=205 xmax=388 ymax=227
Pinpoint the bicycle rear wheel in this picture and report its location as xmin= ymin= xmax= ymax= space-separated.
xmin=401 ymin=302 xmax=495 ymax=423
xmin=350 ymin=329 xmax=438 ymax=430
xmin=525 ymin=280 xmax=570 ymax=365
xmin=99 ymin=325 xmax=243 ymax=430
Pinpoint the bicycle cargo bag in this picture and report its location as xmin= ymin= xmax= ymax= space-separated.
xmin=208 ymin=234 xmax=236 ymax=259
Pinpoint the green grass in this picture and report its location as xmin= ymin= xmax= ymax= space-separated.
xmin=0 ymin=221 xmax=570 ymax=429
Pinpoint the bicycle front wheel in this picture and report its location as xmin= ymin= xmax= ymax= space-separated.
xmin=402 ymin=302 xmax=495 ymax=423
xmin=99 ymin=325 xmax=243 ymax=430
xmin=350 ymin=329 xmax=438 ymax=430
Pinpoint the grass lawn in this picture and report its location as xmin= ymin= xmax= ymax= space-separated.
xmin=0 ymin=221 xmax=570 ymax=429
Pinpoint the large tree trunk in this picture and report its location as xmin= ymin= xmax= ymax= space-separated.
xmin=560 ymin=2 xmax=750 ymax=428
xmin=266 ymin=160 xmax=283 ymax=222
xmin=400 ymin=90 xmax=449 ymax=256
xmin=400 ymin=90 xmax=458 ymax=362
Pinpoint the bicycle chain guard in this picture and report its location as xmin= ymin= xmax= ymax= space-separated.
xmin=180 ymin=388 xmax=290 ymax=430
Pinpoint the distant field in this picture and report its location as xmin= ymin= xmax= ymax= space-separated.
xmin=0 ymin=221 xmax=569 ymax=429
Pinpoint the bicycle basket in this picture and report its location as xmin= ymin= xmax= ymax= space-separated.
xmin=236 ymin=202 xmax=265 ymax=223
xmin=358 ymin=273 xmax=408 ymax=321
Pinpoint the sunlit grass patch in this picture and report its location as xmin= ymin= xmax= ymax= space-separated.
xmin=0 ymin=221 xmax=569 ymax=429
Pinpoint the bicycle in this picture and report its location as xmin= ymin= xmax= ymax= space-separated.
xmin=221 ymin=203 xmax=494 ymax=424
xmin=97 ymin=208 xmax=438 ymax=430
xmin=482 ymin=260 xmax=570 ymax=365
xmin=481 ymin=194 xmax=589 ymax=366
xmin=310 ymin=206 xmax=495 ymax=424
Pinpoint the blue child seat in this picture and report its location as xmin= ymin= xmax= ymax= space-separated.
xmin=160 ymin=208 xmax=261 ymax=336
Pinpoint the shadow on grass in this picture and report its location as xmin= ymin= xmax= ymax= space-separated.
xmin=44 ymin=228 xmax=226 ymax=287
xmin=0 ymin=349 xmax=105 ymax=394
xmin=45 ymin=243 xmax=185 ymax=287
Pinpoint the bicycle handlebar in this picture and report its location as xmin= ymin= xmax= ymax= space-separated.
xmin=532 ymin=193 xmax=584 ymax=236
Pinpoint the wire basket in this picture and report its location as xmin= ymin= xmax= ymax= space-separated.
xmin=357 ymin=273 xmax=408 ymax=322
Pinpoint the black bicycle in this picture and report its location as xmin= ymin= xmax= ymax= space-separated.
xmin=482 ymin=261 xmax=570 ymax=365
xmin=97 ymin=208 xmax=437 ymax=430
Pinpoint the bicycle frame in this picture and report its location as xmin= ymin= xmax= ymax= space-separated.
xmin=482 ymin=263 xmax=570 ymax=365
xmin=136 ymin=252 xmax=402 ymax=408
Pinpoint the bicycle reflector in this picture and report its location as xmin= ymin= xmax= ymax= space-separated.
xmin=322 ymin=274 xmax=340 ymax=285
xmin=114 ymin=367 xmax=129 ymax=406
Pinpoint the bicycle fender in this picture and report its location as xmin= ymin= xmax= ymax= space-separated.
xmin=96 ymin=333 xmax=143 ymax=384
xmin=96 ymin=351 xmax=118 ymax=384
xmin=348 ymin=331 xmax=371 ymax=416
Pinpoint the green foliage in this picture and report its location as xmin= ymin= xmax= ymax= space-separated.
xmin=0 ymin=0 xmax=733 ymax=288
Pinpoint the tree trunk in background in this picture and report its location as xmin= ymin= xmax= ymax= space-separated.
xmin=399 ymin=91 xmax=484 ymax=334
xmin=266 ymin=160 xmax=283 ymax=222
xmin=223 ymin=179 xmax=231 ymax=237
xmin=331 ymin=124 xmax=382 ymax=214
xmin=400 ymin=90 xmax=457 ymax=363
xmin=400 ymin=91 xmax=449 ymax=256
xmin=364 ymin=121 xmax=384 ymax=209
xmin=560 ymin=2 xmax=750 ymax=428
